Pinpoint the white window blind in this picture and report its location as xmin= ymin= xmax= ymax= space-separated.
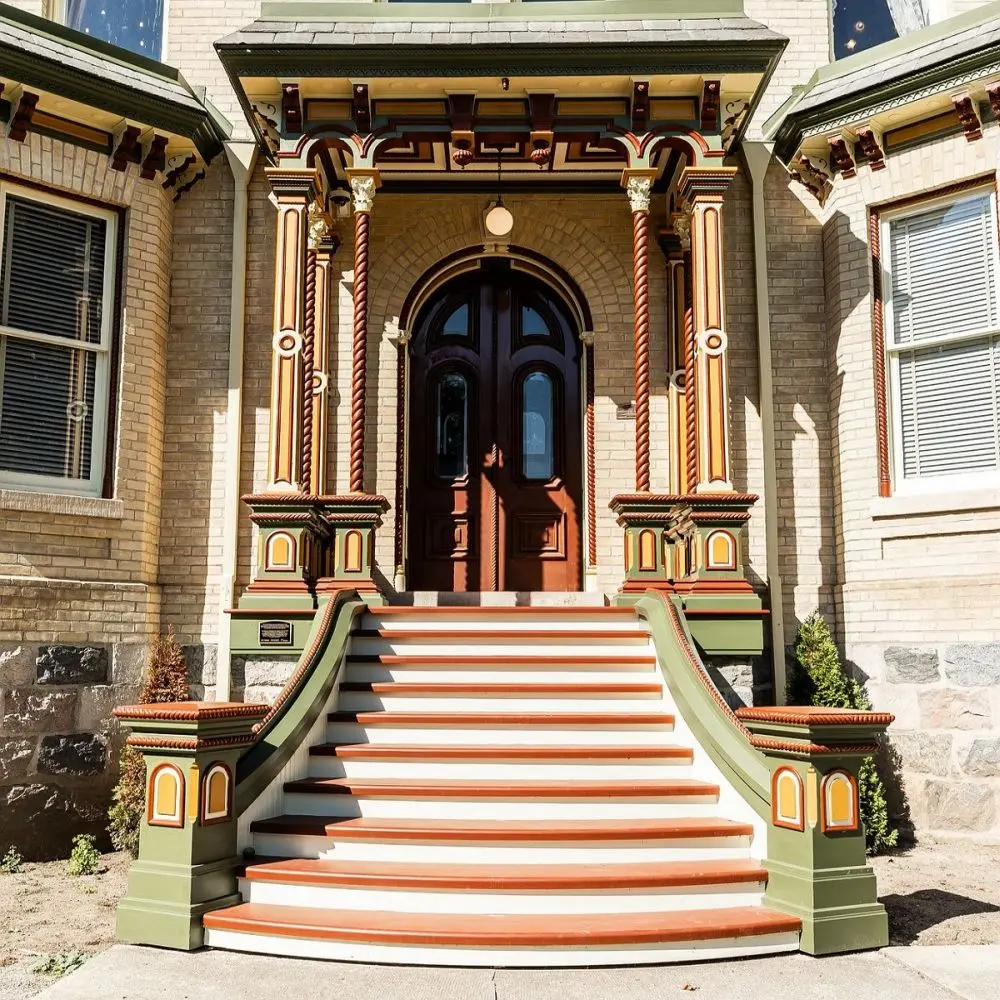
xmin=0 ymin=187 xmax=117 ymax=496
xmin=885 ymin=191 xmax=1000 ymax=483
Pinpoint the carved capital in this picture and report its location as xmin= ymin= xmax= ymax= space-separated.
xmin=579 ymin=329 xmax=596 ymax=347
xmin=623 ymin=172 xmax=654 ymax=214
xmin=347 ymin=168 xmax=382 ymax=215
xmin=307 ymin=201 xmax=333 ymax=250
xmin=672 ymin=212 xmax=692 ymax=250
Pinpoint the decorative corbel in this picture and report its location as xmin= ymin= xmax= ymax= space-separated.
xmin=789 ymin=154 xmax=833 ymax=205
xmin=953 ymin=93 xmax=982 ymax=141
xmin=671 ymin=212 xmax=692 ymax=251
xmin=701 ymin=81 xmax=721 ymax=133
xmin=631 ymin=81 xmax=650 ymax=133
xmin=722 ymin=99 xmax=750 ymax=152
xmin=110 ymin=123 xmax=142 ymax=172
xmin=855 ymin=126 xmax=886 ymax=171
xmin=251 ymin=101 xmax=280 ymax=157
xmin=827 ymin=136 xmax=856 ymax=178
xmin=162 ymin=153 xmax=196 ymax=189
xmin=139 ymin=133 xmax=168 ymax=180
xmin=352 ymin=83 xmax=371 ymax=135
xmin=986 ymin=82 xmax=1000 ymax=122
xmin=2 ymin=86 xmax=38 ymax=143
xmin=281 ymin=83 xmax=302 ymax=134
xmin=528 ymin=93 xmax=556 ymax=169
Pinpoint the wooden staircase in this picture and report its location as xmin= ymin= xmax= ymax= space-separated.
xmin=202 ymin=604 xmax=800 ymax=966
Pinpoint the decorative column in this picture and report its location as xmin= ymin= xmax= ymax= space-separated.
xmin=677 ymin=166 xmax=738 ymax=493
xmin=736 ymin=706 xmax=893 ymax=955
xmin=305 ymin=204 xmax=338 ymax=497
xmin=114 ymin=701 xmax=268 ymax=950
xmin=346 ymin=167 xmax=380 ymax=494
xmin=262 ymin=168 xmax=318 ymax=492
xmin=622 ymin=168 xmax=657 ymax=492
xmin=660 ymin=222 xmax=691 ymax=496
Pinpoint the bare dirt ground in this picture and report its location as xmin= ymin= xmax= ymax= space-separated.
xmin=0 ymin=841 xmax=997 ymax=998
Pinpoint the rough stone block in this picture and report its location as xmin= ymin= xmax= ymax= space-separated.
xmin=925 ymin=778 xmax=997 ymax=832
xmin=884 ymin=646 xmax=940 ymax=684
xmin=0 ymin=738 xmax=34 ymax=780
xmin=37 ymin=733 xmax=108 ymax=776
xmin=75 ymin=685 xmax=119 ymax=732
xmin=233 ymin=656 xmax=297 ymax=690
xmin=1 ymin=689 xmax=77 ymax=734
xmin=112 ymin=643 xmax=148 ymax=687
xmin=918 ymin=688 xmax=991 ymax=732
xmin=962 ymin=738 xmax=1000 ymax=778
xmin=0 ymin=644 xmax=36 ymax=686
xmin=890 ymin=731 xmax=953 ymax=776
xmin=866 ymin=682 xmax=920 ymax=730
xmin=944 ymin=643 xmax=1000 ymax=687
xmin=0 ymin=783 xmax=109 ymax=861
xmin=35 ymin=645 xmax=108 ymax=685
xmin=243 ymin=684 xmax=284 ymax=706
xmin=183 ymin=644 xmax=218 ymax=686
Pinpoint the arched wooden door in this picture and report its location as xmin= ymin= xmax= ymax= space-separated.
xmin=408 ymin=262 xmax=582 ymax=592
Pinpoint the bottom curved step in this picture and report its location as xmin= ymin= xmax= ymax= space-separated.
xmin=203 ymin=903 xmax=801 ymax=967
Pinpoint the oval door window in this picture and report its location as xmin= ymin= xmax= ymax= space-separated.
xmin=522 ymin=371 xmax=554 ymax=481
xmin=436 ymin=372 xmax=468 ymax=479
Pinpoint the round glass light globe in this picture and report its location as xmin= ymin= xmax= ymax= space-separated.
xmin=485 ymin=204 xmax=514 ymax=237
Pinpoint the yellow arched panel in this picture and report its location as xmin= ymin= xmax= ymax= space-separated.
xmin=822 ymin=770 xmax=858 ymax=832
xmin=344 ymin=529 xmax=363 ymax=573
xmin=772 ymin=766 xmax=804 ymax=831
xmin=638 ymin=529 xmax=657 ymax=572
xmin=266 ymin=531 xmax=296 ymax=571
xmin=149 ymin=763 xmax=184 ymax=828
xmin=201 ymin=763 xmax=231 ymax=825
xmin=705 ymin=529 xmax=736 ymax=570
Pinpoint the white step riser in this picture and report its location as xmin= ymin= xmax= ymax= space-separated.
xmin=203 ymin=928 xmax=801 ymax=968
xmin=350 ymin=639 xmax=654 ymax=657
xmin=307 ymin=758 xmax=693 ymax=780
xmin=239 ymin=879 xmax=765 ymax=915
xmin=280 ymin=795 xmax=720 ymax=820
xmin=251 ymin=833 xmax=753 ymax=864
xmin=344 ymin=667 xmax=658 ymax=683
xmin=325 ymin=723 xmax=675 ymax=745
xmin=336 ymin=694 xmax=663 ymax=713
xmin=361 ymin=616 xmax=646 ymax=632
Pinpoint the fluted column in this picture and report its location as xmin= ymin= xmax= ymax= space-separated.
xmin=661 ymin=222 xmax=692 ymax=496
xmin=305 ymin=204 xmax=338 ymax=496
xmin=622 ymin=168 xmax=657 ymax=492
xmin=678 ymin=166 xmax=738 ymax=492
xmin=263 ymin=167 xmax=318 ymax=491
xmin=346 ymin=168 xmax=380 ymax=494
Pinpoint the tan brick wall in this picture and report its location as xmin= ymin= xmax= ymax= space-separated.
xmin=820 ymin=128 xmax=1000 ymax=838
xmin=0 ymin=133 xmax=175 ymax=857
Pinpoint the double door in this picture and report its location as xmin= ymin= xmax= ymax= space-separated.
xmin=408 ymin=265 xmax=582 ymax=592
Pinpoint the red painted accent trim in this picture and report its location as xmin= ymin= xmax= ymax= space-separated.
xmin=115 ymin=701 xmax=266 ymax=722
xmin=310 ymin=743 xmax=691 ymax=761
xmin=202 ymin=904 xmax=801 ymax=946
xmin=736 ymin=706 xmax=894 ymax=727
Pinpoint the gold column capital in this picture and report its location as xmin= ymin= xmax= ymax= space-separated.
xmin=264 ymin=166 xmax=321 ymax=204
xmin=676 ymin=165 xmax=738 ymax=206
xmin=620 ymin=167 xmax=657 ymax=214
xmin=346 ymin=167 xmax=382 ymax=214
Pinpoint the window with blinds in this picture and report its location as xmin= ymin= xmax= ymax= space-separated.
xmin=884 ymin=190 xmax=1000 ymax=486
xmin=0 ymin=186 xmax=118 ymax=496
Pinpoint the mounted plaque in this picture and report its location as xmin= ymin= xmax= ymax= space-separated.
xmin=258 ymin=620 xmax=293 ymax=647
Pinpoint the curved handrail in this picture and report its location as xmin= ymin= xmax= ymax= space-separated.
xmin=235 ymin=588 xmax=365 ymax=814
xmin=635 ymin=589 xmax=770 ymax=819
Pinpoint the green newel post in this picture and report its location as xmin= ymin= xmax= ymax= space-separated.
xmin=735 ymin=705 xmax=894 ymax=956
xmin=113 ymin=701 xmax=268 ymax=950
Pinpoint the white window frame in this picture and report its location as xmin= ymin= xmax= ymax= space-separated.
xmin=0 ymin=182 xmax=119 ymax=498
xmin=49 ymin=0 xmax=169 ymax=62
xmin=880 ymin=184 xmax=1000 ymax=496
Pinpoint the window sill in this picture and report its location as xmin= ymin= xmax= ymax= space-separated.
xmin=0 ymin=488 xmax=124 ymax=520
xmin=870 ymin=488 xmax=1000 ymax=520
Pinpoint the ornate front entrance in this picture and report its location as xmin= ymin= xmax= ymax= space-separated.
xmin=408 ymin=262 xmax=582 ymax=592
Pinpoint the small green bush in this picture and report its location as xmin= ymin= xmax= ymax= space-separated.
xmin=32 ymin=951 xmax=88 ymax=977
xmin=793 ymin=612 xmax=898 ymax=855
xmin=108 ymin=627 xmax=190 ymax=856
xmin=67 ymin=834 xmax=100 ymax=877
xmin=0 ymin=847 xmax=22 ymax=874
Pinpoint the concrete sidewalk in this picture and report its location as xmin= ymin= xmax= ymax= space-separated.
xmin=33 ymin=944 xmax=1000 ymax=1000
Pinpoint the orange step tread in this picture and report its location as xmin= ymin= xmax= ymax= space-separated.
xmin=353 ymin=628 xmax=649 ymax=640
xmin=203 ymin=904 xmax=800 ymax=947
xmin=371 ymin=606 xmax=634 ymax=616
xmin=338 ymin=681 xmax=663 ymax=695
xmin=249 ymin=816 xmax=755 ymax=841
xmin=346 ymin=655 xmax=657 ymax=666
xmin=309 ymin=743 xmax=692 ymax=760
xmin=243 ymin=857 xmax=767 ymax=891
xmin=282 ymin=777 xmax=719 ymax=798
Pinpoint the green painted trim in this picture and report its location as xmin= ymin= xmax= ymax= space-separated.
xmin=634 ymin=591 xmax=770 ymax=819
xmin=767 ymin=2 xmax=1000 ymax=161
xmin=235 ymin=591 xmax=364 ymax=814
xmin=0 ymin=5 xmax=229 ymax=160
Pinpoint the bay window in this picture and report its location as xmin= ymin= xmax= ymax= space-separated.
xmin=0 ymin=185 xmax=119 ymax=497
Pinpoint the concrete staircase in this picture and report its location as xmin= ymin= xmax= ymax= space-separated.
xmin=202 ymin=604 xmax=800 ymax=966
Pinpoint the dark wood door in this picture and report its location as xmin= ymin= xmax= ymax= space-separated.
xmin=408 ymin=264 xmax=582 ymax=592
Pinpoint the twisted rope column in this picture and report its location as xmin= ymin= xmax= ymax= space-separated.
xmin=300 ymin=247 xmax=317 ymax=492
xmin=624 ymin=171 xmax=655 ymax=493
xmin=348 ymin=170 xmax=380 ymax=494
xmin=684 ymin=249 xmax=697 ymax=493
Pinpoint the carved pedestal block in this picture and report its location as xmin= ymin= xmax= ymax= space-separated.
xmin=113 ymin=701 xmax=267 ymax=950
xmin=315 ymin=493 xmax=390 ymax=597
xmin=737 ymin=706 xmax=893 ymax=955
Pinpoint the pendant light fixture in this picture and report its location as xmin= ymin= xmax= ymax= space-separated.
xmin=484 ymin=143 xmax=514 ymax=237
